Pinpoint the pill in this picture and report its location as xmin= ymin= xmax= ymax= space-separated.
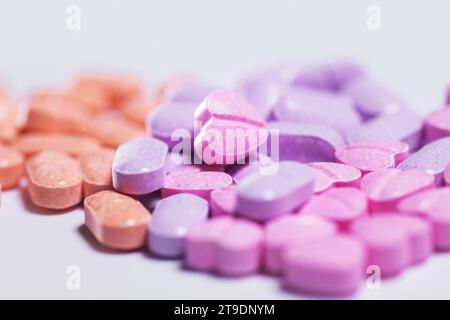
xmin=210 ymin=185 xmax=237 ymax=216
xmin=300 ymin=187 xmax=368 ymax=230
xmin=366 ymin=214 xmax=432 ymax=265
xmin=0 ymin=145 xmax=24 ymax=190
xmin=236 ymin=161 xmax=314 ymax=222
xmin=344 ymin=78 xmax=407 ymax=120
xmin=194 ymin=90 xmax=268 ymax=165
xmin=87 ymin=114 xmax=146 ymax=148
xmin=185 ymin=216 xmax=264 ymax=276
xmin=16 ymin=133 xmax=100 ymax=157
xmin=112 ymin=137 xmax=168 ymax=195
xmin=272 ymin=87 xmax=361 ymax=132
xmin=147 ymin=102 xmax=198 ymax=149
xmin=164 ymin=81 xmax=214 ymax=103
xmin=397 ymin=137 xmax=450 ymax=184
xmin=120 ymin=98 xmax=160 ymax=126
xmin=350 ymin=217 xmax=410 ymax=277
xmin=264 ymin=121 xmax=345 ymax=163
xmin=424 ymin=108 xmax=450 ymax=143
xmin=161 ymin=170 xmax=232 ymax=200
xmin=282 ymin=234 xmax=366 ymax=296
xmin=148 ymin=193 xmax=209 ymax=258
xmin=360 ymin=168 xmax=434 ymax=212
xmin=307 ymin=162 xmax=361 ymax=193
xmin=346 ymin=110 xmax=423 ymax=151
xmin=398 ymin=188 xmax=450 ymax=250
xmin=79 ymin=148 xmax=115 ymax=197
xmin=26 ymin=150 xmax=82 ymax=209
xmin=335 ymin=140 xmax=409 ymax=174
xmin=0 ymin=90 xmax=18 ymax=142
xmin=264 ymin=215 xmax=337 ymax=274
xmin=84 ymin=190 xmax=150 ymax=250
xmin=227 ymin=155 xmax=274 ymax=184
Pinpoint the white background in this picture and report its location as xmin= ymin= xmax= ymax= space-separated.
xmin=1 ymin=0 xmax=450 ymax=299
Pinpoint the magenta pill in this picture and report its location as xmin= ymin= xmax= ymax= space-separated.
xmin=361 ymin=168 xmax=435 ymax=212
xmin=308 ymin=162 xmax=362 ymax=193
xmin=210 ymin=185 xmax=237 ymax=216
xmin=424 ymin=108 xmax=450 ymax=143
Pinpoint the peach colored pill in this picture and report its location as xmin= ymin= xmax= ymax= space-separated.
xmin=84 ymin=190 xmax=150 ymax=250
xmin=26 ymin=150 xmax=82 ymax=209
xmin=0 ymin=90 xmax=18 ymax=142
xmin=308 ymin=162 xmax=362 ymax=193
xmin=16 ymin=133 xmax=100 ymax=157
xmin=79 ymin=148 xmax=115 ymax=197
xmin=335 ymin=140 xmax=409 ymax=174
xmin=0 ymin=145 xmax=24 ymax=190
xmin=87 ymin=115 xmax=146 ymax=148
xmin=361 ymin=168 xmax=435 ymax=212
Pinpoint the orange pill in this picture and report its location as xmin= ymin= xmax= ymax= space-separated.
xmin=16 ymin=133 xmax=100 ymax=157
xmin=87 ymin=114 xmax=146 ymax=148
xmin=120 ymin=98 xmax=160 ymax=126
xmin=0 ymin=89 xmax=18 ymax=142
xmin=84 ymin=190 xmax=151 ymax=250
xmin=0 ymin=145 xmax=24 ymax=190
xmin=26 ymin=150 xmax=82 ymax=210
xmin=80 ymin=148 xmax=115 ymax=197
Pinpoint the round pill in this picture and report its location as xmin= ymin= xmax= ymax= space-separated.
xmin=0 ymin=145 xmax=24 ymax=190
xmin=79 ymin=148 xmax=115 ymax=198
xmin=308 ymin=162 xmax=361 ymax=193
xmin=84 ymin=190 xmax=150 ymax=250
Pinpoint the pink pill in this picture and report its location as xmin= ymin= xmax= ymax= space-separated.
xmin=308 ymin=162 xmax=361 ymax=193
xmin=360 ymin=168 xmax=435 ymax=212
xmin=350 ymin=217 xmax=409 ymax=277
xmin=299 ymin=187 xmax=368 ymax=230
xmin=282 ymin=234 xmax=366 ymax=296
xmin=368 ymin=214 xmax=432 ymax=265
xmin=335 ymin=141 xmax=409 ymax=174
xmin=398 ymin=188 xmax=450 ymax=250
xmin=161 ymin=170 xmax=232 ymax=200
xmin=210 ymin=185 xmax=237 ymax=216
xmin=185 ymin=217 xmax=264 ymax=276
xmin=264 ymin=215 xmax=337 ymax=274
xmin=444 ymin=163 xmax=450 ymax=185
xmin=424 ymin=108 xmax=450 ymax=143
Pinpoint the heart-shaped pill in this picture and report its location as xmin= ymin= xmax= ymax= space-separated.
xmin=335 ymin=140 xmax=409 ymax=174
xmin=161 ymin=170 xmax=233 ymax=200
xmin=147 ymin=193 xmax=209 ymax=258
xmin=308 ymin=162 xmax=362 ymax=193
xmin=112 ymin=137 xmax=168 ymax=195
xmin=299 ymin=187 xmax=368 ymax=230
xmin=236 ymin=161 xmax=314 ymax=222
xmin=185 ymin=216 xmax=264 ymax=276
xmin=398 ymin=188 xmax=450 ymax=250
xmin=282 ymin=234 xmax=366 ymax=296
xmin=264 ymin=215 xmax=337 ymax=274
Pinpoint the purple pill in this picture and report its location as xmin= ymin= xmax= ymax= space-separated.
xmin=210 ymin=185 xmax=237 ymax=216
xmin=147 ymin=102 xmax=198 ymax=150
xmin=273 ymin=87 xmax=361 ymax=132
xmin=344 ymin=78 xmax=407 ymax=120
xmin=346 ymin=110 xmax=424 ymax=151
xmin=236 ymin=161 xmax=314 ymax=222
xmin=164 ymin=81 xmax=215 ymax=103
xmin=397 ymin=137 xmax=450 ymax=184
xmin=148 ymin=193 xmax=209 ymax=258
xmin=112 ymin=137 xmax=168 ymax=195
xmin=265 ymin=121 xmax=345 ymax=163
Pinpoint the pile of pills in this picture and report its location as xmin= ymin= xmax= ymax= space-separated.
xmin=1 ymin=61 xmax=450 ymax=297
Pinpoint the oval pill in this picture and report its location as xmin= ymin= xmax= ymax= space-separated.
xmin=79 ymin=148 xmax=115 ymax=197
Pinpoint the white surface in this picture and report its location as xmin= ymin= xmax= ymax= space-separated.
xmin=1 ymin=0 xmax=450 ymax=299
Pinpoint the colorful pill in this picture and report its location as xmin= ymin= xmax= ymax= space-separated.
xmin=360 ymin=168 xmax=434 ymax=212
xmin=335 ymin=140 xmax=409 ymax=174
xmin=112 ymin=137 xmax=168 ymax=195
xmin=210 ymin=185 xmax=237 ymax=216
xmin=236 ymin=161 xmax=314 ymax=222
xmin=26 ymin=150 xmax=82 ymax=209
xmin=84 ymin=190 xmax=150 ymax=250
xmin=0 ymin=145 xmax=24 ymax=190
xmin=308 ymin=162 xmax=362 ymax=193
xmin=148 ymin=193 xmax=209 ymax=258
xmin=120 ymin=98 xmax=160 ymax=126
xmin=161 ymin=170 xmax=232 ymax=200
xmin=163 ymin=81 xmax=214 ymax=103
xmin=185 ymin=216 xmax=264 ymax=276
xmin=79 ymin=148 xmax=115 ymax=198
xmin=16 ymin=133 xmax=100 ymax=157
xmin=398 ymin=188 xmax=450 ymax=250
xmin=424 ymin=108 xmax=450 ymax=143
xmin=282 ymin=234 xmax=366 ymax=296
xmin=264 ymin=215 xmax=337 ymax=274
xmin=194 ymin=90 xmax=268 ymax=165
